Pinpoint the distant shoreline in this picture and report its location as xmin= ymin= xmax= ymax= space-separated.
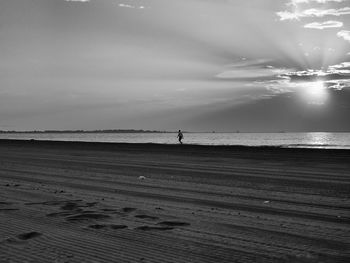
xmin=0 ymin=129 xmax=169 ymax=134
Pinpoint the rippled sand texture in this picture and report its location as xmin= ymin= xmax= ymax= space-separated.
xmin=0 ymin=140 xmax=349 ymax=263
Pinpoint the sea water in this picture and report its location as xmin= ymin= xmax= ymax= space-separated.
xmin=0 ymin=132 xmax=349 ymax=149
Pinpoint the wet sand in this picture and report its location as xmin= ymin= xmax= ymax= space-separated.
xmin=0 ymin=139 xmax=349 ymax=263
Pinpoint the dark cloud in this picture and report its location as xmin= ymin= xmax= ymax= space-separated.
xmin=284 ymin=71 xmax=350 ymax=82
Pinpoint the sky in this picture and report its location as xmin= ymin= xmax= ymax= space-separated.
xmin=0 ymin=0 xmax=350 ymax=132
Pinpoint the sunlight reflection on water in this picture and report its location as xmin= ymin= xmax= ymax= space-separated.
xmin=0 ymin=132 xmax=349 ymax=149
xmin=306 ymin=132 xmax=331 ymax=146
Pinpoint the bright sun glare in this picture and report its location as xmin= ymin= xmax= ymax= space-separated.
xmin=304 ymin=81 xmax=328 ymax=104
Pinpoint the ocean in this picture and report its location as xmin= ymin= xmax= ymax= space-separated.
xmin=0 ymin=132 xmax=349 ymax=149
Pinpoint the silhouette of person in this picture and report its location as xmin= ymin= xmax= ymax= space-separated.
xmin=177 ymin=130 xmax=183 ymax=144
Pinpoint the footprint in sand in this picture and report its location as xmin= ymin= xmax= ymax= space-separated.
xmin=0 ymin=201 xmax=19 ymax=212
xmin=60 ymin=202 xmax=80 ymax=210
xmin=101 ymin=208 xmax=118 ymax=212
xmin=66 ymin=213 xmax=111 ymax=221
xmin=135 ymin=221 xmax=190 ymax=231
xmin=0 ymin=208 xmax=19 ymax=211
xmin=88 ymin=224 xmax=108 ymax=229
xmin=17 ymin=232 xmax=42 ymax=240
xmin=60 ymin=201 xmax=97 ymax=210
xmin=85 ymin=202 xmax=98 ymax=207
xmin=135 ymin=226 xmax=174 ymax=231
xmin=0 ymin=202 xmax=13 ymax=205
xmin=122 ymin=207 xmax=137 ymax=213
xmin=88 ymin=224 xmax=128 ymax=230
xmin=40 ymin=200 xmax=110 ymax=224
xmin=110 ymin=224 xmax=128 ymax=230
xmin=3 ymin=237 xmax=26 ymax=245
xmin=157 ymin=221 xmax=190 ymax=227
xmin=3 ymin=232 xmax=42 ymax=246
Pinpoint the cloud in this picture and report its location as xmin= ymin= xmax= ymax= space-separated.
xmin=214 ymin=59 xmax=350 ymax=94
xmin=287 ymin=0 xmax=347 ymax=8
xmin=292 ymin=0 xmax=347 ymax=4
xmin=118 ymin=3 xmax=146 ymax=9
xmin=337 ymin=30 xmax=350 ymax=42
xmin=256 ymin=61 xmax=350 ymax=94
xmin=214 ymin=59 xmax=291 ymax=81
xmin=118 ymin=3 xmax=135 ymax=8
xmin=289 ymin=0 xmax=346 ymax=3
xmin=329 ymin=61 xmax=350 ymax=69
xmin=284 ymin=60 xmax=350 ymax=78
xmin=304 ymin=20 xmax=343 ymax=29
xmin=277 ymin=11 xmax=300 ymax=20
xmin=278 ymin=0 xmax=350 ymax=20
xmin=277 ymin=7 xmax=350 ymax=20
xmin=278 ymin=0 xmax=350 ymax=48
xmin=303 ymin=7 xmax=350 ymax=17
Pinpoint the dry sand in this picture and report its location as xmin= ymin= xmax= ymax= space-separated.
xmin=0 ymin=139 xmax=349 ymax=263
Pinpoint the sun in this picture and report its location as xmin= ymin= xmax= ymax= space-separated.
xmin=304 ymin=81 xmax=328 ymax=104
xmin=307 ymin=81 xmax=326 ymax=96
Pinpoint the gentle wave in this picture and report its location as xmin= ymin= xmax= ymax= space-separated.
xmin=282 ymin=144 xmax=350 ymax=149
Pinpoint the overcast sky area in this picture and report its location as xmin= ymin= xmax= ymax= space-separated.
xmin=1 ymin=0 xmax=350 ymax=132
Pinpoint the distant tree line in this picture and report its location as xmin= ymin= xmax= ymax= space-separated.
xmin=0 ymin=129 xmax=170 ymax=134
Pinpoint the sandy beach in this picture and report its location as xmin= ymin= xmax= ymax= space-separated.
xmin=0 ymin=139 xmax=349 ymax=263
